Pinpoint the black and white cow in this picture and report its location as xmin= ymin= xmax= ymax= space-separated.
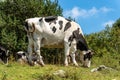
xmin=24 ymin=16 xmax=93 ymax=67
xmin=16 ymin=51 xmax=38 ymax=65
xmin=0 ymin=45 xmax=9 ymax=64
xmin=16 ymin=51 xmax=28 ymax=64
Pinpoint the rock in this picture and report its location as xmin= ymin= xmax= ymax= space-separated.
xmin=53 ymin=70 xmax=66 ymax=78
xmin=91 ymin=65 xmax=113 ymax=72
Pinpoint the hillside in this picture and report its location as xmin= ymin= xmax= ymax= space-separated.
xmin=0 ymin=0 xmax=120 ymax=80
xmin=0 ymin=62 xmax=120 ymax=80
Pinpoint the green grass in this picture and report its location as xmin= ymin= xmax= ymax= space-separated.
xmin=0 ymin=62 xmax=120 ymax=80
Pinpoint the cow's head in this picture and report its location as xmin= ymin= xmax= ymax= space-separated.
xmin=72 ymin=28 xmax=93 ymax=67
xmin=82 ymin=50 xmax=93 ymax=67
xmin=0 ymin=50 xmax=9 ymax=64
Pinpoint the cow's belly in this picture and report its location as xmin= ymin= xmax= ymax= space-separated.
xmin=41 ymin=36 xmax=64 ymax=48
xmin=43 ymin=42 xmax=64 ymax=48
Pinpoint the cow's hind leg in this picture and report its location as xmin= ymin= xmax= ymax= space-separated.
xmin=27 ymin=44 xmax=34 ymax=66
xmin=64 ymin=40 xmax=70 ymax=66
xmin=36 ymin=53 xmax=44 ymax=66
xmin=34 ymin=38 xmax=45 ymax=66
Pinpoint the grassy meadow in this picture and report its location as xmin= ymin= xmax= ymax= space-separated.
xmin=0 ymin=0 xmax=120 ymax=80
xmin=0 ymin=60 xmax=120 ymax=80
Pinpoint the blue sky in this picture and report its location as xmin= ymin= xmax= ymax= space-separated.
xmin=58 ymin=0 xmax=120 ymax=34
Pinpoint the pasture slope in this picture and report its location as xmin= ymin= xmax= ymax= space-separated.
xmin=0 ymin=62 xmax=120 ymax=80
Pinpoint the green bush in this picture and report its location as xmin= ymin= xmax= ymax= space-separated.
xmin=0 ymin=0 xmax=62 ymax=60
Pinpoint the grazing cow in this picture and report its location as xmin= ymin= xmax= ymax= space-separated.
xmin=24 ymin=16 xmax=93 ymax=67
xmin=0 ymin=45 xmax=9 ymax=64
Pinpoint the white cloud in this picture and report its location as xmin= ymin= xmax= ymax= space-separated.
xmin=88 ymin=7 xmax=98 ymax=15
xmin=100 ymin=7 xmax=112 ymax=13
xmin=63 ymin=6 xmax=112 ymax=19
xmin=63 ymin=7 xmax=84 ymax=19
xmin=102 ymin=20 xmax=115 ymax=27
xmin=71 ymin=7 xmax=81 ymax=18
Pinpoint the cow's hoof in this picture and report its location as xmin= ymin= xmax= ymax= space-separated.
xmin=28 ymin=61 xmax=34 ymax=66
xmin=74 ymin=64 xmax=79 ymax=67
xmin=64 ymin=64 xmax=68 ymax=66
xmin=40 ymin=62 xmax=45 ymax=67
xmin=37 ymin=61 xmax=45 ymax=67
xmin=41 ymin=64 xmax=45 ymax=67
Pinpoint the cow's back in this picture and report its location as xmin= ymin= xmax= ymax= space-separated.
xmin=40 ymin=16 xmax=82 ymax=48
xmin=26 ymin=16 xmax=84 ymax=48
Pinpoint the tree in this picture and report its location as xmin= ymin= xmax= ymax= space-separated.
xmin=86 ymin=18 xmax=120 ymax=57
xmin=0 ymin=0 xmax=62 ymax=53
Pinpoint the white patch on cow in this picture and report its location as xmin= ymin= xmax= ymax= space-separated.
xmin=84 ymin=59 xmax=91 ymax=68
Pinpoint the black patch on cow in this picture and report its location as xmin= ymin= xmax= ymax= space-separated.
xmin=68 ymin=35 xmax=74 ymax=46
xmin=49 ymin=21 xmax=56 ymax=25
xmin=25 ymin=22 xmax=29 ymax=30
xmin=68 ymin=35 xmax=74 ymax=42
xmin=59 ymin=21 xmax=63 ymax=30
xmin=39 ymin=18 xmax=42 ymax=22
xmin=65 ymin=18 xmax=72 ymax=22
xmin=44 ymin=16 xmax=57 ymax=22
xmin=84 ymin=52 xmax=92 ymax=61
xmin=64 ymin=22 xmax=71 ymax=31
xmin=52 ymin=26 xmax=57 ymax=33
xmin=0 ymin=45 xmax=9 ymax=64
xmin=72 ymin=28 xmax=88 ymax=51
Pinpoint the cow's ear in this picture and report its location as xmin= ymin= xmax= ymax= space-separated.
xmin=39 ymin=18 xmax=42 ymax=22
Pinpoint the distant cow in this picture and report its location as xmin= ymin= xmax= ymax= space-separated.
xmin=16 ymin=51 xmax=38 ymax=65
xmin=0 ymin=45 xmax=9 ymax=64
xmin=24 ymin=16 xmax=93 ymax=67
xmin=16 ymin=51 xmax=28 ymax=64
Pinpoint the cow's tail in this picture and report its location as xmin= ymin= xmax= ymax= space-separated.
xmin=27 ymin=23 xmax=35 ymax=33
xmin=31 ymin=23 xmax=35 ymax=32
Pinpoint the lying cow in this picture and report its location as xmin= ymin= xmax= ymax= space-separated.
xmin=16 ymin=51 xmax=28 ymax=64
xmin=24 ymin=16 xmax=93 ymax=67
xmin=0 ymin=45 xmax=9 ymax=64
xmin=16 ymin=51 xmax=38 ymax=65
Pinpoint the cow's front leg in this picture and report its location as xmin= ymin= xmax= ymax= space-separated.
xmin=64 ymin=41 xmax=70 ymax=66
xmin=34 ymin=38 xmax=45 ymax=66
xmin=70 ymin=45 xmax=78 ymax=66
xmin=70 ymin=53 xmax=78 ymax=66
